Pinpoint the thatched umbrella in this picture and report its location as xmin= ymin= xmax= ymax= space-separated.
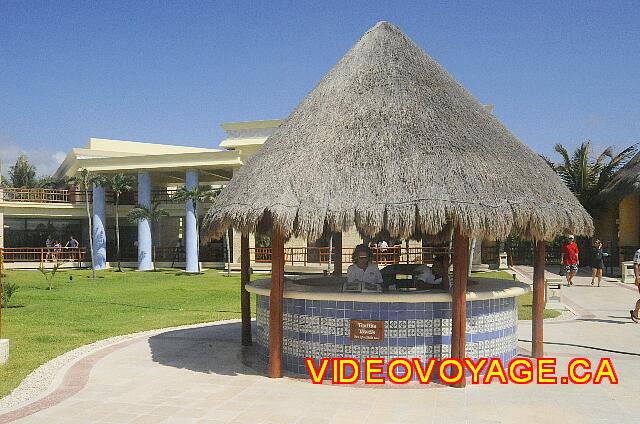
xmin=601 ymin=151 xmax=640 ymax=200
xmin=205 ymin=21 xmax=593 ymax=383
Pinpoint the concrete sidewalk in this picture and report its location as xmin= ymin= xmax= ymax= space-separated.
xmin=1 ymin=268 xmax=639 ymax=424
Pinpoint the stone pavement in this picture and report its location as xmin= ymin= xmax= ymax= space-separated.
xmin=1 ymin=268 xmax=638 ymax=424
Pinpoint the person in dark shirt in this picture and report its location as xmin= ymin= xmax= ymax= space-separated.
xmin=65 ymin=235 xmax=79 ymax=249
xmin=589 ymin=239 xmax=607 ymax=287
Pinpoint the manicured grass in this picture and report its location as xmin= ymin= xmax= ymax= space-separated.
xmin=0 ymin=268 xmax=557 ymax=399
xmin=473 ymin=271 xmax=561 ymax=320
xmin=0 ymin=268 xmax=260 ymax=399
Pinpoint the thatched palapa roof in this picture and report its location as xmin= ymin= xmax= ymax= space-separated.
xmin=601 ymin=151 xmax=640 ymax=200
xmin=205 ymin=21 xmax=593 ymax=241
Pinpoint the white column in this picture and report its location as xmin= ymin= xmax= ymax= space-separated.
xmin=92 ymin=183 xmax=107 ymax=269
xmin=185 ymin=169 xmax=199 ymax=273
xmin=0 ymin=210 xmax=4 ymax=248
xmin=137 ymin=172 xmax=153 ymax=271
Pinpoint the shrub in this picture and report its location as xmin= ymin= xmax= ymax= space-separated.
xmin=39 ymin=262 xmax=61 ymax=290
xmin=2 ymin=281 xmax=18 ymax=308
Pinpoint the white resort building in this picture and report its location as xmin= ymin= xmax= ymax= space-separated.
xmin=0 ymin=119 xmax=438 ymax=271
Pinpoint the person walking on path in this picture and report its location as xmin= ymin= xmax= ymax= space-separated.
xmin=589 ymin=239 xmax=607 ymax=287
xmin=561 ymin=235 xmax=580 ymax=286
xmin=630 ymin=247 xmax=640 ymax=323
xmin=45 ymin=235 xmax=53 ymax=261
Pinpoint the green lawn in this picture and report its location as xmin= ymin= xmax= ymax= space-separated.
xmin=473 ymin=271 xmax=561 ymax=320
xmin=0 ymin=268 xmax=557 ymax=399
xmin=0 ymin=268 xmax=258 ymax=398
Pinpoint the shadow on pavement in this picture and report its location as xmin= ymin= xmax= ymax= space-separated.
xmin=576 ymin=318 xmax=630 ymax=325
xmin=518 ymin=338 xmax=640 ymax=357
xmin=148 ymin=321 xmax=265 ymax=377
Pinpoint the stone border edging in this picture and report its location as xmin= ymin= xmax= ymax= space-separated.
xmin=0 ymin=319 xmax=241 ymax=421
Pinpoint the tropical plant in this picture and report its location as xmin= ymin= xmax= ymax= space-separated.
xmin=68 ymin=168 xmax=106 ymax=278
xmin=1 ymin=282 xmax=18 ymax=308
xmin=127 ymin=203 xmax=169 ymax=270
xmin=39 ymin=262 xmax=61 ymax=290
xmin=172 ymin=185 xmax=218 ymax=272
xmin=549 ymin=141 xmax=638 ymax=218
xmin=9 ymin=154 xmax=37 ymax=188
xmin=107 ymin=174 xmax=135 ymax=272
xmin=36 ymin=176 xmax=68 ymax=189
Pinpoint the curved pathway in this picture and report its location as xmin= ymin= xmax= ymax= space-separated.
xmin=0 ymin=269 xmax=638 ymax=424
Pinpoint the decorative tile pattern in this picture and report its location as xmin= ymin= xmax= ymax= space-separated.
xmin=255 ymin=295 xmax=518 ymax=380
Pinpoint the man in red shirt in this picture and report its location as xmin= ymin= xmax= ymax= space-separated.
xmin=561 ymin=235 xmax=580 ymax=286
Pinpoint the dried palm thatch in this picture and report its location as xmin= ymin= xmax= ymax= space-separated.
xmin=205 ymin=21 xmax=593 ymax=241
xmin=600 ymin=151 xmax=640 ymax=200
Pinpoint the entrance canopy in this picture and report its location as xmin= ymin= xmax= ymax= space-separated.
xmin=54 ymin=138 xmax=241 ymax=185
xmin=205 ymin=22 xmax=593 ymax=241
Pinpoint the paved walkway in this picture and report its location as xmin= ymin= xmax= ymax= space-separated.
xmin=1 ymin=268 xmax=639 ymax=424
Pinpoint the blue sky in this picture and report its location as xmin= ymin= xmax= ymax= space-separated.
xmin=1 ymin=1 xmax=639 ymax=176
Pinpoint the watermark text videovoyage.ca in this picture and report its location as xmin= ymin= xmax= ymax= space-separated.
xmin=305 ymin=357 xmax=618 ymax=385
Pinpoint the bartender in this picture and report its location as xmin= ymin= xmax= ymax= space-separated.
xmin=347 ymin=244 xmax=384 ymax=289
xmin=414 ymin=255 xmax=447 ymax=290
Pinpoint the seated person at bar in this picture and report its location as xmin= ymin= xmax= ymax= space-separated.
xmin=414 ymin=255 xmax=447 ymax=290
xmin=345 ymin=244 xmax=384 ymax=292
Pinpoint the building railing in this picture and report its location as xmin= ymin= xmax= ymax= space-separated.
xmin=0 ymin=187 xmax=90 ymax=204
xmin=0 ymin=187 xmax=215 ymax=205
xmin=0 ymin=247 xmax=86 ymax=266
xmin=107 ymin=244 xmax=227 ymax=262
xmin=250 ymin=246 xmax=451 ymax=266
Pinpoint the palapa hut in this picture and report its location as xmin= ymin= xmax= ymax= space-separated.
xmin=600 ymin=151 xmax=640 ymax=258
xmin=205 ymin=21 xmax=593 ymax=385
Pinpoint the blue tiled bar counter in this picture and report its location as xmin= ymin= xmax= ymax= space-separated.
xmin=247 ymin=276 xmax=529 ymax=380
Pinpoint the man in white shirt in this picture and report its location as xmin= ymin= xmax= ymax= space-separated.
xmin=414 ymin=255 xmax=447 ymax=290
xmin=630 ymin=248 xmax=640 ymax=323
xmin=346 ymin=245 xmax=383 ymax=291
xmin=378 ymin=240 xmax=388 ymax=252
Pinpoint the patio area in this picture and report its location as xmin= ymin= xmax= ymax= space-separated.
xmin=1 ymin=268 xmax=637 ymax=424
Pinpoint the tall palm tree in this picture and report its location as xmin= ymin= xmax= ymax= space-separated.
xmin=551 ymin=141 xmax=638 ymax=218
xmin=172 ymin=185 xmax=217 ymax=272
xmin=68 ymin=169 xmax=105 ymax=278
xmin=107 ymin=174 xmax=134 ymax=272
xmin=127 ymin=203 xmax=169 ymax=271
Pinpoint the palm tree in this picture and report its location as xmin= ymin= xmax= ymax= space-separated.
xmin=172 ymin=185 xmax=217 ymax=272
xmin=127 ymin=203 xmax=169 ymax=271
xmin=551 ymin=141 xmax=637 ymax=218
xmin=107 ymin=174 xmax=134 ymax=272
xmin=68 ymin=169 xmax=105 ymax=278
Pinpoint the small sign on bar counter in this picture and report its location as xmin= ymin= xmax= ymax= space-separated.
xmin=349 ymin=320 xmax=384 ymax=341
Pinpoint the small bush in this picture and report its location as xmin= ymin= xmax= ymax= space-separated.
xmin=39 ymin=262 xmax=61 ymax=290
xmin=2 ymin=281 xmax=18 ymax=308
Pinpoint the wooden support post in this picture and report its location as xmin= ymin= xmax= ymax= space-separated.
xmin=332 ymin=232 xmax=342 ymax=276
xmin=532 ymin=240 xmax=545 ymax=358
xmin=240 ymin=232 xmax=252 ymax=346
xmin=451 ymin=226 xmax=469 ymax=388
xmin=268 ymin=226 xmax=285 ymax=378
xmin=440 ymin=256 xmax=450 ymax=291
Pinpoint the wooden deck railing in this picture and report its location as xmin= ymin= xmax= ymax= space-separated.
xmin=0 ymin=187 xmax=90 ymax=204
xmin=0 ymin=247 xmax=86 ymax=267
xmin=0 ymin=187 xmax=216 ymax=205
xmin=250 ymin=246 xmax=450 ymax=266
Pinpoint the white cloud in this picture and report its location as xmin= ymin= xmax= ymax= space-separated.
xmin=0 ymin=136 xmax=66 ymax=178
